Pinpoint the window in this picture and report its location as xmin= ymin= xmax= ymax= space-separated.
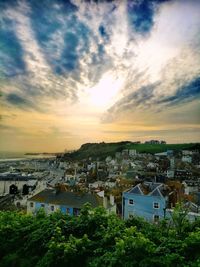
xmin=153 ymin=202 xmax=159 ymax=209
xmin=41 ymin=204 xmax=45 ymax=208
xmin=50 ymin=205 xmax=54 ymax=211
xmin=128 ymin=212 xmax=134 ymax=219
xmin=30 ymin=202 xmax=34 ymax=208
xmin=129 ymin=199 xmax=134 ymax=205
xmin=154 ymin=215 xmax=159 ymax=223
xmin=73 ymin=208 xmax=80 ymax=216
xmin=66 ymin=208 xmax=70 ymax=214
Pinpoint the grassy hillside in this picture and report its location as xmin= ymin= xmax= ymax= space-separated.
xmin=63 ymin=142 xmax=200 ymax=160
xmin=128 ymin=143 xmax=200 ymax=154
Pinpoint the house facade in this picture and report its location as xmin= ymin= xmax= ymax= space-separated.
xmin=0 ymin=174 xmax=37 ymax=196
xmin=122 ymin=182 xmax=171 ymax=222
xmin=27 ymin=186 xmax=116 ymax=215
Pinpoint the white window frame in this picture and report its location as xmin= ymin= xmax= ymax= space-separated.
xmin=30 ymin=202 xmax=34 ymax=208
xmin=153 ymin=202 xmax=160 ymax=209
xmin=128 ymin=212 xmax=134 ymax=219
xmin=153 ymin=214 xmax=159 ymax=223
xmin=50 ymin=205 xmax=54 ymax=211
xmin=128 ymin=199 xmax=134 ymax=205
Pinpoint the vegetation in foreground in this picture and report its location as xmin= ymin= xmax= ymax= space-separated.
xmin=0 ymin=204 xmax=200 ymax=267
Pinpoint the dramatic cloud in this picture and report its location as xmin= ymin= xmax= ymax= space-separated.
xmin=1 ymin=0 xmax=177 ymax=110
xmin=159 ymin=77 xmax=200 ymax=106
xmin=127 ymin=0 xmax=171 ymax=34
xmin=5 ymin=93 xmax=38 ymax=110
xmin=0 ymin=0 xmax=199 ymax=151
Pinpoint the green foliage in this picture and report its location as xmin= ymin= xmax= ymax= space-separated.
xmin=170 ymin=203 xmax=190 ymax=237
xmin=0 ymin=205 xmax=199 ymax=267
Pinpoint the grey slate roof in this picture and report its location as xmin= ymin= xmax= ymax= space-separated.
xmin=28 ymin=189 xmax=102 ymax=208
xmin=0 ymin=174 xmax=36 ymax=181
xmin=128 ymin=182 xmax=170 ymax=197
xmin=149 ymin=188 xmax=163 ymax=197
xmin=129 ymin=185 xmax=143 ymax=195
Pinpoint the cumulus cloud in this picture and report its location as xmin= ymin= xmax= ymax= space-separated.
xmin=0 ymin=0 xmax=199 ymax=118
xmin=102 ymin=45 xmax=200 ymax=123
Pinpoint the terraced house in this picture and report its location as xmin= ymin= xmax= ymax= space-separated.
xmin=27 ymin=184 xmax=116 ymax=215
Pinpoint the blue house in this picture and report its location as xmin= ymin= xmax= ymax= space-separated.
xmin=27 ymin=188 xmax=102 ymax=215
xmin=122 ymin=182 xmax=172 ymax=223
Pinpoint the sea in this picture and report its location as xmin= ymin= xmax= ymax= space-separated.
xmin=0 ymin=152 xmax=56 ymax=162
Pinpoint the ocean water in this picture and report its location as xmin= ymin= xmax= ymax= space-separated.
xmin=0 ymin=152 xmax=56 ymax=162
xmin=0 ymin=152 xmax=26 ymax=160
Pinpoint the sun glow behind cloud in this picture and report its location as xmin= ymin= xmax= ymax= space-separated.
xmin=0 ymin=0 xmax=200 ymax=152
xmin=88 ymin=71 xmax=125 ymax=108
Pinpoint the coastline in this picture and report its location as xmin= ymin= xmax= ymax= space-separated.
xmin=0 ymin=152 xmax=56 ymax=162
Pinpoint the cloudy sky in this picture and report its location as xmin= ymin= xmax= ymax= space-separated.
xmin=0 ymin=0 xmax=200 ymax=152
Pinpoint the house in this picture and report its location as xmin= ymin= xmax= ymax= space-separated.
xmin=27 ymin=184 xmax=116 ymax=215
xmin=147 ymin=162 xmax=158 ymax=169
xmin=145 ymin=140 xmax=160 ymax=144
xmin=167 ymin=204 xmax=200 ymax=222
xmin=175 ymin=169 xmax=192 ymax=180
xmin=182 ymin=150 xmax=193 ymax=156
xmin=122 ymin=181 xmax=200 ymax=223
xmin=129 ymin=149 xmax=137 ymax=157
xmin=0 ymin=174 xmax=37 ymax=196
xmin=182 ymin=155 xmax=192 ymax=163
xmin=155 ymin=150 xmax=173 ymax=157
xmin=167 ymin=170 xmax=175 ymax=178
xmin=182 ymin=180 xmax=200 ymax=194
xmin=122 ymin=182 xmax=175 ymax=222
xmin=155 ymin=152 xmax=168 ymax=157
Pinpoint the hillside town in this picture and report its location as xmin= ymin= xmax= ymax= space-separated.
xmin=1 ymin=141 xmax=200 ymax=223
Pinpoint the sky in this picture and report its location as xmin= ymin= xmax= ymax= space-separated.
xmin=0 ymin=0 xmax=200 ymax=152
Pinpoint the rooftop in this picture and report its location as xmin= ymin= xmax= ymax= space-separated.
xmin=28 ymin=189 xmax=102 ymax=208
xmin=127 ymin=182 xmax=171 ymax=197
xmin=0 ymin=174 xmax=36 ymax=181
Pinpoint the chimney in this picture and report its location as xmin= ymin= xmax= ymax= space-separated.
xmin=103 ymin=196 xmax=108 ymax=209
xmin=110 ymin=195 xmax=114 ymax=206
xmin=53 ymin=183 xmax=61 ymax=195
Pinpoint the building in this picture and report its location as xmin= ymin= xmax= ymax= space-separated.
xmin=129 ymin=149 xmax=137 ymax=157
xmin=0 ymin=174 xmax=37 ymax=196
xmin=27 ymin=185 xmax=116 ymax=215
xmin=167 ymin=170 xmax=175 ymax=178
xmin=182 ymin=150 xmax=193 ymax=156
xmin=144 ymin=140 xmax=166 ymax=144
xmin=175 ymin=170 xmax=192 ymax=180
xmin=145 ymin=140 xmax=160 ymax=144
xmin=122 ymin=181 xmax=200 ymax=223
xmin=182 ymin=155 xmax=192 ymax=163
xmin=122 ymin=182 xmax=175 ymax=222
xmin=182 ymin=180 xmax=200 ymax=195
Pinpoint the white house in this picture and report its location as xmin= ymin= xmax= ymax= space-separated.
xmin=0 ymin=174 xmax=37 ymax=195
xmin=182 ymin=155 xmax=192 ymax=163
